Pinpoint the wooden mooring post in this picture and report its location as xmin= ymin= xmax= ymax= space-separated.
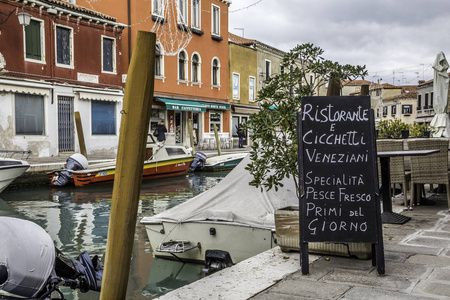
xmin=99 ymin=31 xmax=156 ymax=300
xmin=74 ymin=111 xmax=87 ymax=158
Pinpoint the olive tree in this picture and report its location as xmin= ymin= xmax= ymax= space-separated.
xmin=245 ymin=43 xmax=368 ymax=196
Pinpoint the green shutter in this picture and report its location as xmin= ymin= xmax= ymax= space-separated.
xmin=25 ymin=20 xmax=41 ymax=60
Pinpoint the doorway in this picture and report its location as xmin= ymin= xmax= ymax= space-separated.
xmin=175 ymin=111 xmax=183 ymax=144
xmin=58 ymin=96 xmax=74 ymax=152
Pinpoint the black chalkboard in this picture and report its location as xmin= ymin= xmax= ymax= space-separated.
xmin=297 ymin=96 xmax=384 ymax=275
xmin=298 ymin=96 xmax=380 ymax=243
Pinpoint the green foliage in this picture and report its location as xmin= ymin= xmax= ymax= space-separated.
xmin=245 ymin=43 xmax=368 ymax=195
xmin=376 ymin=119 xmax=410 ymax=138
xmin=409 ymin=122 xmax=436 ymax=137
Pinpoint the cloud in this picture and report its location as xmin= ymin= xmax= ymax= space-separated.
xmin=229 ymin=0 xmax=450 ymax=84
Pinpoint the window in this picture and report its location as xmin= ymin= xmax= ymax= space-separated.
xmin=212 ymin=58 xmax=220 ymax=86
xmin=249 ymin=76 xmax=256 ymax=102
xmin=211 ymin=4 xmax=220 ymax=36
xmin=178 ymin=50 xmax=188 ymax=81
xmin=382 ymin=106 xmax=387 ymax=116
xmin=310 ymin=74 xmax=314 ymax=85
xmin=155 ymin=43 xmax=164 ymax=77
xmin=191 ymin=53 xmax=201 ymax=83
xmin=152 ymin=0 xmax=164 ymax=16
xmin=25 ymin=19 xmax=44 ymax=62
xmin=402 ymin=104 xmax=412 ymax=115
xmin=210 ymin=111 xmax=221 ymax=132
xmin=56 ymin=25 xmax=73 ymax=67
xmin=91 ymin=101 xmax=116 ymax=135
xmin=102 ymin=36 xmax=116 ymax=73
xmin=15 ymin=93 xmax=44 ymax=135
xmin=424 ymin=93 xmax=429 ymax=109
xmin=391 ymin=105 xmax=396 ymax=115
xmin=178 ymin=0 xmax=188 ymax=24
xmin=431 ymin=92 xmax=434 ymax=108
xmin=417 ymin=94 xmax=422 ymax=110
xmin=232 ymin=73 xmax=240 ymax=100
xmin=191 ymin=0 xmax=200 ymax=29
xmin=265 ymin=60 xmax=271 ymax=81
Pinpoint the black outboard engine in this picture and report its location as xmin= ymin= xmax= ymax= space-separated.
xmin=189 ymin=151 xmax=207 ymax=171
xmin=53 ymin=153 xmax=88 ymax=186
xmin=202 ymin=250 xmax=233 ymax=275
xmin=0 ymin=217 xmax=103 ymax=299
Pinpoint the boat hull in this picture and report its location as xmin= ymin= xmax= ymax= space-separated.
xmin=72 ymin=157 xmax=194 ymax=186
xmin=143 ymin=221 xmax=275 ymax=264
xmin=200 ymin=153 xmax=248 ymax=172
xmin=0 ymin=165 xmax=30 ymax=193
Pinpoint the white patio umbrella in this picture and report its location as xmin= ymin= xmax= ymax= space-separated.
xmin=430 ymin=51 xmax=450 ymax=137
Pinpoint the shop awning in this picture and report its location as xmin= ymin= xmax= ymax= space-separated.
xmin=156 ymin=97 xmax=206 ymax=112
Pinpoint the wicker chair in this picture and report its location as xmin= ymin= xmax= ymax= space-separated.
xmin=407 ymin=138 xmax=450 ymax=210
xmin=376 ymin=139 xmax=411 ymax=208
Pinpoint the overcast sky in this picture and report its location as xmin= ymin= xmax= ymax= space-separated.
xmin=228 ymin=0 xmax=450 ymax=86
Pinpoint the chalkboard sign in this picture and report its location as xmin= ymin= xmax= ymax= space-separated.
xmin=297 ymin=96 xmax=384 ymax=275
xmin=298 ymin=96 xmax=380 ymax=244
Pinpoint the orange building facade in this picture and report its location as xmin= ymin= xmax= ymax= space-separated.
xmin=77 ymin=0 xmax=231 ymax=147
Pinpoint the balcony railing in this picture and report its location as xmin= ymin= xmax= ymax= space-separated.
xmin=416 ymin=106 xmax=435 ymax=117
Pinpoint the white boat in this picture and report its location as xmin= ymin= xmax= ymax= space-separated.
xmin=200 ymin=152 xmax=249 ymax=171
xmin=0 ymin=151 xmax=31 ymax=193
xmin=140 ymin=155 xmax=297 ymax=267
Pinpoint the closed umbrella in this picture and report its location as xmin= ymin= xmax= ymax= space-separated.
xmin=430 ymin=51 xmax=450 ymax=137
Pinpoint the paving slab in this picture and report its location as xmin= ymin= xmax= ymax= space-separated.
xmin=406 ymin=254 xmax=450 ymax=266
xmin=342 ymin=286 xmax=437 ymax=300
xmin=261 ymin=279 xmax=351 ymax=299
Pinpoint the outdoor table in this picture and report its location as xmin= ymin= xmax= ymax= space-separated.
xmin=377 ymin=149 xmax=440 ymax=224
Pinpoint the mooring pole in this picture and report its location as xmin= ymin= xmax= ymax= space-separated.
xmin=188 ymin=119 xmax=195 ymax=153
xmin=74 ymin=111 xmax=87 ymax=158
xmin=213 ymin=124 xmax=221 ymax=156
xmin=99 ymin=31 xmax=156 ymax=300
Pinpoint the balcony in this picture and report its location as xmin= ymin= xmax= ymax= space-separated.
xmin=416 ymin=106 xmax=435 ymax=117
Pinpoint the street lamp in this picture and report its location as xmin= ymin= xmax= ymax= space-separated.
xmin=17 ymin=11 xmax=31 ymax=26
xmin=0 ymin=8 xmax=32 ymax=27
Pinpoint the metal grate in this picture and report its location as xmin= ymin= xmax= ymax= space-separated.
xmin=58 ymin=96 xmax=74 ymax=152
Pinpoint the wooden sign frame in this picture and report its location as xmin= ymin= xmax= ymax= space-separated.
xmin=297 ymin=96 xmax=384 ymax=275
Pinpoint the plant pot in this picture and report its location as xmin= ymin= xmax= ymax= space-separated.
xmin=401 ymin=130 xmax=410 ymax=139
xmin=423 ymin=131 xmax=431 ymax=138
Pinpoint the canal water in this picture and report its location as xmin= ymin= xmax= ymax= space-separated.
xmin=0 ymin=171 xmax=230 ymax=299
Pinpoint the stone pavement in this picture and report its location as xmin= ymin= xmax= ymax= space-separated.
xmin=159 ymin=190 xmax=450 ymax=300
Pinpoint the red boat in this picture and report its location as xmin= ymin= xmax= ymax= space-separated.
xmin=49 ymin=144 xmax=194 ymax=187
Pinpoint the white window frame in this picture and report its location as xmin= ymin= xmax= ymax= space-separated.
xmin=211 ymin=57 xmax=220 ymax=88
xmin=249 ymin=76 xmax=256 ymax=102
xmin=101 ymin=35 xmax=117 ymax=74
xmin=211 ymin=4 xmax=220 ymax=36
xmin=155 ymin=42 xmax=165 ymax=81
xmin=191 ymin=0 xmax=201 ymax=29
xmin=178 ymin=0 xmax=188 ymax=25
xmin=23 ymin=17 xmax=46 ymax=64
xmin=178 ymin=49 xmax=189 ymax=84
xmin=209 ymin=110 xmax=222 ymax=133
xmin=55 ymin=24 xmax=74 ymax=69
xmin=232 ymin=72 xmax=240 ymax=100
xmin=191 ymin=52 xmax=201 ymax=85
xmin=152 ymin=0 xmax=164 ymax=17
xmin=265 ymin=59 xmax=271 ymax=81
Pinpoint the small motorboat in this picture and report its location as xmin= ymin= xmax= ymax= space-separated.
xmin=140 ymin=155 xmax=298 ymax=270
xmin=48 ymin=143 xmax=195 ymax=187
xmin=0 ymin=150 xmax=31 ymax=193
xmin=190 ymin=152 xmax=248 ymax=172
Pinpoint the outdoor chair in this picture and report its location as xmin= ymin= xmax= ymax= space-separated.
xmin=407 ymin=138 xmax=450 ymax=211
xmin=376 ymin=139 xmax=411 ymax=208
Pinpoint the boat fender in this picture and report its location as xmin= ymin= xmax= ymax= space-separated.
xmin=202 ymin=249 xmax=233 ymax=275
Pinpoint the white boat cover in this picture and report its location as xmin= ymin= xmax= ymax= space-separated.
xmin=141 ymin=155 xmax=298 ymax=229
xmin=0 ymin=217 xmax=55 ymax=298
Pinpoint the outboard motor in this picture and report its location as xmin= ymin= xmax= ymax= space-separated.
xmin=189 ymin=151 xmax=207 ymax=171
xmin=0 ymin=217 xmax=103 ymax=299
xmin=202 ymin=250 xmax=233 ymax=275
xmin=53 ymin=153 xmax=88 ymax=186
